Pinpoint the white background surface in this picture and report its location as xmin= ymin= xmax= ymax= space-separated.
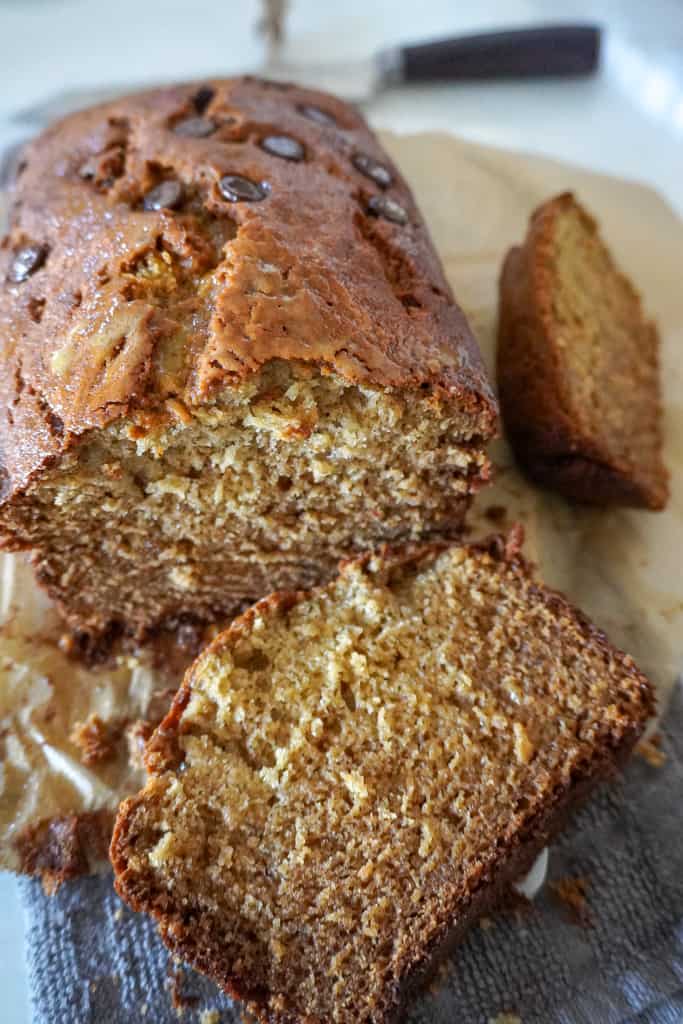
xmin=0 ymin=1 xmax=681 ymax=1021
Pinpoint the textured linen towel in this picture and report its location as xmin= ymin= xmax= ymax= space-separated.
xmin=19 ymin=681 xmax=683 ymax=1024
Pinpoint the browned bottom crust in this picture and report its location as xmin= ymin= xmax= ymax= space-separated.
xmin=505 ymin=446 xmax=658 ymax=509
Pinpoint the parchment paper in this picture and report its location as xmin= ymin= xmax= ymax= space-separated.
xmin=1 ymin=132 xmax=682 ymax=874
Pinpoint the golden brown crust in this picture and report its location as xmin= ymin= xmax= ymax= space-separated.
xmin=0 ymin=77 xmax=495 ymax=502
xmin=111 ymin=535 xmax=654 ymax=1023
xmin=497 ymin=192 xmax=668 ymax=510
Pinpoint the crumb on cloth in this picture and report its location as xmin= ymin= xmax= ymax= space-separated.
xmin=636 ymin=734 xmax=666 ymax=768
xmin=167 ymin=963 xmax=199 ymax=1015
xmin=550 ymin=875 xmax=590 ymax=925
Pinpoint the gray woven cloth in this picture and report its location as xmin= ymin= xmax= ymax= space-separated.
xmin=20 ymin=681 xmax=683 ymax=1024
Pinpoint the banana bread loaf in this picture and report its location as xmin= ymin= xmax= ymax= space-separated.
xmin=0 ymin=78 xmax=496 ymax=637
xmin=497 ymin=192 xmax=667 ymax=509
xmin=112 ymin=536 xmax=653 ymax=1024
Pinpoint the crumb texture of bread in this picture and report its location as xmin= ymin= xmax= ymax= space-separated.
xmin=497 ymin=192 xmax=668 ymax=509
xmin=112 ymin=541 xmax=653 ymax=1024
xmin=0 ymin=77 xmax=496 ymax=633
xmin=1 ymin=360 xmax=486 ymax=633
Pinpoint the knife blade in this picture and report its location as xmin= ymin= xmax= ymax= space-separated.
xmin=5 ymin=23 xmax=601 ymax=130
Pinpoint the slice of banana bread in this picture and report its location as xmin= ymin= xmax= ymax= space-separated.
xmin=497 ymin=192 xmax=668 ymax=509
xmin=0 ymin=78 xmax=496 ymax=638
xmin=111 ymin=536 xmax=653 ymax=1024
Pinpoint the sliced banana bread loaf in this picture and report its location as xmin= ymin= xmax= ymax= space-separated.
xmin=498 ymin=192 xmax=667 ymax=509
xmin=0 ymin=78 xmax=496 ymax=637
xmin=112 ymin=536 xmax=653 ymax=1024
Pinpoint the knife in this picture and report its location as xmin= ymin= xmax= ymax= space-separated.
xmin=6 ymin=23 xmax=601 ymax=129
xmin=267 ymin=23 xmax=602 ymax=102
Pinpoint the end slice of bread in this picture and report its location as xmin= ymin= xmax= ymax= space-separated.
xmin=112 ymin=536 xmax=653 ymax=1024
xmin=497 ymin=192 xmax=668 ymax=509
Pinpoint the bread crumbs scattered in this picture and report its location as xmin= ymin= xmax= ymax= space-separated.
xmin=167 ymin=963 xmax=199 ymax=1015
xmin=113 ymin=907 xmax=123 ymax=922
xmin=69 ymin=713 xmax=123 ymax=765
xmin=550 ymin=875 xmax=590 ymax=925
xmin=636 ymin=734 xmax=666 ymax=768
xmin=140 ymin=1004 xmax=148 ymax=1016
xmin=199 ymin=1011 xmax=220 ymax=1024
xmin=479 ymin=915 xmax=494 ymax=929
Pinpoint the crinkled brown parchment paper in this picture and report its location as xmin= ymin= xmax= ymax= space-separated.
xmin=1 ymin=133 xmax=681 ymax=874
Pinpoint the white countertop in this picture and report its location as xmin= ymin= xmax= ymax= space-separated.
xmin=1 ymin=1 xmax=681 ymax=1021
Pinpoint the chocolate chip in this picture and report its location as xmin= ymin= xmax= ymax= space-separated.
xmin=219 ymin=174 xmax=269 ymax=203
xmin=260 ymin=135 xmax=304 ymax=161
xmin=173 ymin=116 xmax=217 ymax=138
xmin=8 ymin=244 xmax=48 ymax=283
xmin=367 ymin=195 xmax=407 ymax=225
xmin=298 ymin=104 xmax=336 ymax=126
xmin=143 ymin=180 xmax=184 ymax=211
xmin=47 ymin=410 xmax=64 ymax=437
xmin=192 ymin=86 xmax=215 ymax=113
xmin=352 ymin=152 xmax=392 ymax=189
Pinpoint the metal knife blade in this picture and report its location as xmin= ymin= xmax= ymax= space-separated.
xmin=4 ymin=24 xmax=600 ymax=129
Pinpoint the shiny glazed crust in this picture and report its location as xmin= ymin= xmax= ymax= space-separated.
xmin=497 ymin=192 xmax=667 ymax=510
xmin=0 ymin=77 xmax=496 ymax=503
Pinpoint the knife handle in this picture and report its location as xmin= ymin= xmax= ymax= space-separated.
xmin=393 ymin=24 xmax=601 ymax=82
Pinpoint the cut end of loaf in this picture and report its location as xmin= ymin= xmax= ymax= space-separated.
xmin=112 ymin=538 xmax=653 ymax=1024
xmin=498 ymin=191 xmax=668 ymax=510
xmin=0 ymin=360 xmax=492 ymax=635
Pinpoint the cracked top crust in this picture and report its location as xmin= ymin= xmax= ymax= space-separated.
xmin=0 ymin=77 xmax=496 ymax=500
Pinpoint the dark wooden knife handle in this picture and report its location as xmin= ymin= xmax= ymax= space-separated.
xmin=400 ymin=24 xmax=601 ymax=82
